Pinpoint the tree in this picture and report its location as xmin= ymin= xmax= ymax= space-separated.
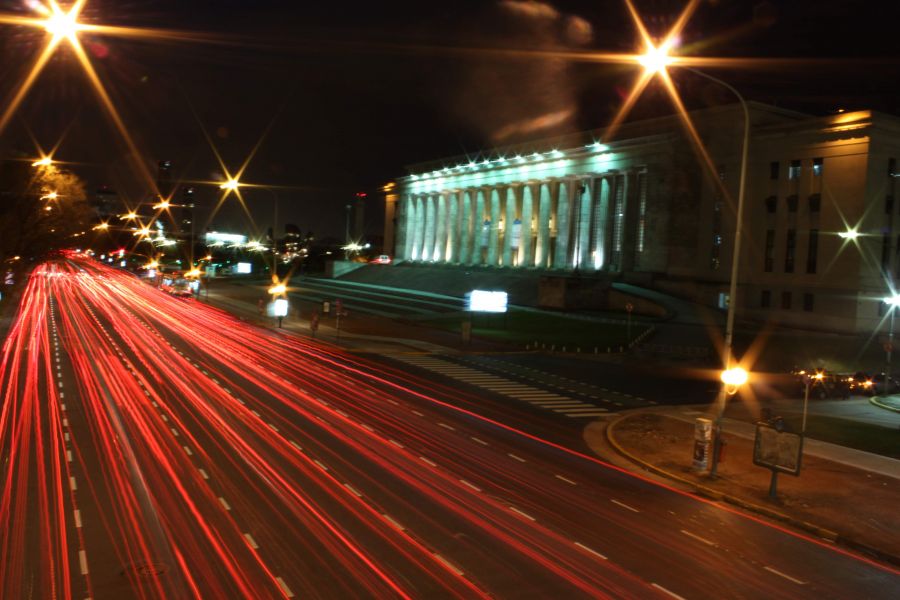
xmin=0 ymin=157 xmax=93 ymax=268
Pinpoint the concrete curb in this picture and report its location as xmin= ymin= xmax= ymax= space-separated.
xmin=605 ymin=412 xmax=900 ymax=568
xmin=870 ymin=396 xmax=900 ymax=414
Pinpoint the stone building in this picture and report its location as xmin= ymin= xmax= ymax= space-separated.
xmin=384 ymin=103 xmax=900 ymax=333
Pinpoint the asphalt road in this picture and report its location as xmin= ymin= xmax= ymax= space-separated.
xmin=0 ymin=255 xmax=897 ymax=599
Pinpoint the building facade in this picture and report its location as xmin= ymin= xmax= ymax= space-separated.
xmin=385 ymin=103 xmax=900 ymax=333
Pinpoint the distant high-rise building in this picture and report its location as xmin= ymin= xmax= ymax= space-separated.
xmin=94 ymin=185 xmax=118 ymax=220
xmin=157 ymin=160 xmax=173 ymax=199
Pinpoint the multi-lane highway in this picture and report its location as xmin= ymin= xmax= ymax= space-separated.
xmin=1 ymin=255 xmax=897 ymax=599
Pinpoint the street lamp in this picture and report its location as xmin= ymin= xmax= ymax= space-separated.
xmin=220 ymin=178 xmax=241 ymax=192
xmin=32 ymin=156 xmax=54 ymax=168
xmin=638 ymin=45 xmax=751 ymax=478
xmin=882 ymin=294 xmax=900 ymax=391
xmin=799 ymin=370 xmax=824 ymax=433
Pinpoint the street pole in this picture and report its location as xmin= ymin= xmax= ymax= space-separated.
xmin=686 ymin=68 xmax=750 ymax=478
xmin=887 ymin=304 xmax=895 ymax=392
xmin=802 ymin=376 xmax=810 ymax=434
xmin=344 ymin=203 xmax=352 ymax=260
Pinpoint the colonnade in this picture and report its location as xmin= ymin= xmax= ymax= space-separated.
xmin=395 ymin=170 xmax=647 ymax=272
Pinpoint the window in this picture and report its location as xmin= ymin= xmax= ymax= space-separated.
xmin=787 ymin=194 xmax=798 ymax=212
xmin=761 ymin=290 xmax=771 ymax=308
xmin=808 ymin=194 xmax=821 ymax=213
xmin=803 ymin=293 xmax=814 ymax=312
xmin=770 ymin=161 xmax=780 ymax=180
xmin=807 ymin=229 xmax=819 ymax=273
xmin=764 ymin=230 xmax=775 ymax=272
xmin=785 ymin=229 xmax=796 ymax=273
xmin=710 ymin=201 xmax=722 ymax=270
xmin=781 ymin=291 xmax=792 ymax=310
xmin=812 ymin=157 xmax=824 ymax=177
xmin=882 ymin=234 xmax=892 ymax=274
xmin=765 ymin=196 xmax=777 ymax=214
xmin=636 ymin=172 xmax=648 ymax=253
xmin=887 ymin=196 xmax=895 ymax=214
xmin=788 ymin=160 xmax=801 ymax=180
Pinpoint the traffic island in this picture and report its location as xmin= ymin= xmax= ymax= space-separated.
xmin=605 ymin=412 xmax=900 ymax=566
xmin=871 ymin=395 xmax=900 ymax=413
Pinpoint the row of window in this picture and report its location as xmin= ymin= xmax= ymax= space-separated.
xmin=760 ymin=290 xmax=815 ymax=312
xmin=770 ymin=158 xmax=824 ymax=180
xmin=764 ymin=193 xmax=821 ymax=214
xmin=763 ymin=228 xmax=818 ymax=273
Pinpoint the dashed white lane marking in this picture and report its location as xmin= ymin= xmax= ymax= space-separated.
xmin=509 ymin=506 xmax=536 ymax=521
xmin=314 ymin=460 xmax=329 ymax=471
xmin=66 ymin=450 xmax=73 ymax=463
xmin=507 ymin=453 xmax=526 ymax=463
xmin=360 ymin=423 xmax=375 ymax=432
xmin=470 ymin=436 xmax=488 ymax=446
xmin=383 ymin=514 xmax=405 ymax=531
xmin=438 ymin=423 xmax=455 ymax=431
xmin=611 ymin=499 xmax=640 ymax=513
xmin=386 ymin=399 xmax=399 ymax=406
xmin=198 ymin=468 xmax=209 ymax=480
xmin=275 ymin=577 xmax=295 ymax=598
xmin=764 ymin=566 xmax=807 ymax=585
xmin=60 ymin=403 xmax=66 ymax=411
xmin=289 ymin=440 xmax=303 ymax=451
xmin=78 ymin=550 xmax=89 ymax=575
xmin=335 ymin=409 xmax=348 ymax=418
xmin=388 ymin=439 xmax=404 ymax=448
xmin=170 ymin=428 xmax=179 ymax=436
xmin=73 ymin=509 xmax=82 ymax=528
xmin=411 ymin=410 xmax=424 ymax=417
xmin=433 ymin=554 xmax=464 ymax=576
xmin=268 ymin=423 xmax=279 ymax=432
xmin=460 ymin=479 xmax=482 ymax=492
xmin=161 ymin=414 xmax=169 ymax=422
xmin=574 ymin=541 xmax=607 ymax=560
xmin=183 ymin=446 xmax=193 ymax=456
xmin=555 ymin=474 xmax=577 ymax=485
xmin=69 ymin=476 xmax=77 ymax=491
xmin=681 ymin=529 xmax=716 ymax=547
xmin=219 ymin=497 xmax=231 ymax=511
xmin=419 ymin=456 xmax=437 ymax=467
xmin=651 ymin=583 xmax=687 ymax=600
xmin=344 ymin=484 xmax=363 ymax=497
xmin=244 ymin=533 xmax=259 ymax=549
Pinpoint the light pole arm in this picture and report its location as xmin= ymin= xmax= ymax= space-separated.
xmin=685 ymin=67 xmax=750 ymax=368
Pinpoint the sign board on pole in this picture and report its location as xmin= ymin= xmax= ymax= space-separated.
xmin=272 ymin=298 xmax=289 ymax=318
xmin=753 ymin=422 xmax=803 ymax=475
xmin=466 ymin=290 xmax=508 ymax=313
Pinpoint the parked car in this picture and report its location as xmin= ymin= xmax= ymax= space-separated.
xmin=792 ymin=369 xmax=850 ymax=399
xmin=370 ymin=254 xmax=392 ymax=265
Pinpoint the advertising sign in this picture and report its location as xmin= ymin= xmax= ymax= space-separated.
xmin=235 ymin=262 xmax=252 ymax=274
xmin=692 ymin=417 xmax=713 ymax=470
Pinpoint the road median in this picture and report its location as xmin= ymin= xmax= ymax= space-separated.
xmin=605 ymin=411 xmax=900 ymax=567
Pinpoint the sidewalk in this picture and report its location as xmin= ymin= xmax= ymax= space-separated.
xmin=599 ymin=405 xmax=900 ymax=565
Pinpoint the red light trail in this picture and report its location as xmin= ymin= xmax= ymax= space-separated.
xmin=0 ymin=256 xmax=896 ymax=599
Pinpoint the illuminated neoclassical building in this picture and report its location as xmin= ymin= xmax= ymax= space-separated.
xmin=385 ymin=103 xmax=900 ymax=333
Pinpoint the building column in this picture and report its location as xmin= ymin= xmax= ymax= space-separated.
xmin=488 ymin=187 xmax=502 ymax=266
xmin=592 ymin=176 xmax=612 ymax=270
xmin=569 ymin=178 xmax=593 ymax=268
xmin=535 ymin=182 xmax=552 ymax=268
xmin=475 ymin=189 xmax=487 ymax=265
xmin=553 ymin=180 xmax=572 ymax=268
xmin=519 ymin=184 xmax=535 ymax=268
xmin=432 ymin=193 xmax=448 ymax=262
xmin=502 ymin=186 xmax=518 ymax=267
xmin=422 ymin=194 xmax=436 ymax=261
xmin=446 ymin=192 xmax=460 ymax=263
xmin=620 ymin=171 xmax=640 ymax=273
xmin=459 ymin=190 xmax=472 ymax=264
xmin=608 ymin=172 xmax=628 ymax=272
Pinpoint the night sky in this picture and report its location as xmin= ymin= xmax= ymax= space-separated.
xmin=3 ymin=0 xmax=900 ymax=241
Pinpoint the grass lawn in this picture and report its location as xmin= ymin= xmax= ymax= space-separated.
xmin=781 ymin=414 xmax=900 ymax=459
xmin=416 ymin=308 xmax=653 ymax=350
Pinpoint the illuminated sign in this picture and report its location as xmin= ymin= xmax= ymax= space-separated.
xmin=466 ymin=290 xmax=508 ymax=313
xmin=273 ymin=298 xmax=289 ymax=317
xmin=235 ymin=262 xmax=252 ymax=274
xmin=205 ymin=231 xmax=248 ymax=245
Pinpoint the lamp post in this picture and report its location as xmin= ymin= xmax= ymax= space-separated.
xmin=636 ymin=44 xmax=752 ymax=477
xmin=801 ymin=371 xmax=824 ymax=433
xmin=883 ymin=295 xmax=900 ymax=392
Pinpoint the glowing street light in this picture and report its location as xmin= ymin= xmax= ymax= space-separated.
xmin=153 ymin=200 xmax=171 ymax=210
xmin=838 ymin=229 xmax=860 ymax=240
xmin=720 ymin=366 xmax=748 ymax=390
xmin=121 ymin=211 xmax=138 ymax=220
xmin=268 ymin=283 xmax=286 ymax=296
xmin=134 ymin=227 xmax=151 ymax=237
xmin=185 ymin=267 xmax=202 ymax=278
xmin=32 ymin=156 xmax=54 ymax=168
xmin=220 ymin=178 xmax=241 ymax=192
xmin=43 ymin=2 xmax=83 ymax=43
xmin=42 ymin=191 xmax=59 ymax=201
xmin=638 ymin=42 xmax=673 ymax=74
xmin=92 ymin=222 xmax=109 ymax=230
